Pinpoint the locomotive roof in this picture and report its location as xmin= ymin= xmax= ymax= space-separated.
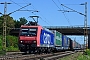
xmin=21 ymin=25 xmax=41 ymax=28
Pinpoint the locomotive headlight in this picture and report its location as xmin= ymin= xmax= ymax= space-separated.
xmin=20 ymin=41 xmax=23 ymax=43
xmin=33 ymin=40 xmax=36 ymax=43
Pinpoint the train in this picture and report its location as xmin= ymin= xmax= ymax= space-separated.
xmin=18 ymin=24 xmax=82 ymax=53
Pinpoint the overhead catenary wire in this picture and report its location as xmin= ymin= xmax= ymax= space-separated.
xmin=60 ymin=4 xmax=84 ymax=5
xmin=59 ymin=5 xmax=84 ymax=41
xmin=23 ymin=0 xmax=37 ymax=11
xmin=52 ymin=0 xmax=81 ymax=38
xmin=58 ymin=0 xmax=83 ymax=39
xmin=58 ymin=0 xmax=83 ymax=33
xmin=8 ymin=3 xmax=31 ymax=15
xmin=23 ymin=0 xmax=38 ymax=15
xmin=60 ymin=6 xmax=84 ymax=34
xmin=10 ymin=0 xmax=51 ymax=25
xmin=50 ymin=0 xmax=76 ymax=35
xmin=52 ymin=0 xmax=72 ymax=26
xmin=52 ymin=0 xmax=84 ymax=43
xmin=9 ymin=0 xmax=37 ymax=15
xmin=9 ymin=3 xmax=30 ymax=4
xmin=22 ymin=0 xmax=53 ymax=26
xmin=52 ymin=0 xmax=84 ymax=34
xmin=61 ymin=4 xmax=85 ymax=16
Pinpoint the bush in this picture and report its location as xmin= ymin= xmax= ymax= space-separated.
xmin=0 ymin=36 xmax=3 ymax=51
xmin=0 ymin=35 xmax=19 ymax=51
xmin=6 ymin=35 xmax=18 ymax=48
xmin=85 ymin=49 xmax=90 ymax=56
xmin=6 ymin=46 xmax=19 ymax=51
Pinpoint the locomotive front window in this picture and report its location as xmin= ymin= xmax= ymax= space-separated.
xmin=20 ymin=28 xmax=38 ymax=36
xmin=29 ymin=28 xmax=37 ymax=36
xmin=20 ymin=28 xmax=28 ymax=36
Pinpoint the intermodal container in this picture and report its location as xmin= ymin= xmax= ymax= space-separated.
xmin=73 ymin=40 xmax=77 ymax=49
xmin=40 ymin=29 xmax=54 ymax=47
xmin=69 ymin=38 xmax=73 ymax=50
xmin=67 ymin=37 xmax=70 ymax=46
xmin=52 ymin=30 xmax=62 ymax=46
xmin=62 ymin=35 xmax=68 ymax=47
xmin=72 ymin=40 xmax=75 ymax=48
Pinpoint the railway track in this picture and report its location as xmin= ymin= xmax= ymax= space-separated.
xmin=0 ymin=51 xmax=76 ymax=60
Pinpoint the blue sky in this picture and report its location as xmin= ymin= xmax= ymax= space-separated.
xmin=0 ymin=0 xmax=90 ymax=44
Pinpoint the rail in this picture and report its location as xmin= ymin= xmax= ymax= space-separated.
xmin=0 ymin=51 xmax=76 ymax=60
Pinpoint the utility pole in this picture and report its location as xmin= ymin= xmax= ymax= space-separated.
xmin=0 ymin=2 xmax=11 ymax=52
xmin=84 ymin=2 xmax=88 ymax=49
xmin=0 ymin=2 xmax=31 ymax=54
xmin=59 ymin=2 xmax=88 ymax=49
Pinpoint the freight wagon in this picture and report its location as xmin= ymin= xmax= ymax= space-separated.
xmin=51 ymin=30 xmax=71 ymax=51
xmin=69 ymin=38 xmax=73 ymax=51
xmin=51 ymin=30 xmax=63 ymax=51
xmin=40 ymin=29 xmax=54 ymax=53
xmin=73 ymin=40 xmax=81 ymax=50
xmin=69 ymin=39 xmax=81 ymax=51
xmin=62 ymin=35 xmax=69 ymax=50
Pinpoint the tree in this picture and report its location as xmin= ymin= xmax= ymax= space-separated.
xmin=0 ymin=15 xmax=15 ymax=35
xmin=14 ymin=20 xmax=21 ymax=28
xmin=0 ymin=16 xmax=3 ymax=34
xmin=6 ymin=16 xmax=15 ymax=28
xmin=19 ymin=17 xmax=28 ymax=25
xmin=14 ymin=17 xmax=28 ymax=28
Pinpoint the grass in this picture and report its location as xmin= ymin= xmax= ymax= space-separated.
xmin=77 ymin=54 xmax=90 ymax=60
xmin=0 ymin=46 xmax=19 ymax=56
xmin=85 ymin=49 xmax=90 ymax=56
xmin=60 ymin=52 xmax=80 ymax=60
xmin=77 ymin=49 xmax=90 ymax=60
xmin=0 ymin=50 xmax=6 ymax=55
xmin=6 ymin=46 xmax=19 ymax=52
xmin=60 ymin=49 xmax=90 ymax=60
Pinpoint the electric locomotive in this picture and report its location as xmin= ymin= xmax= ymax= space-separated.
xmin=18 ymin=23 xmax=54 ymax=53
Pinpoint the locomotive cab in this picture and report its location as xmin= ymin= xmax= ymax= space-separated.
xmin=20 ymin=27 xmax=37 ymax=44
xmin=18 ymin=25 xmax=42 ymax=52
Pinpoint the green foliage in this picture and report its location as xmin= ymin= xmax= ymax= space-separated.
xmin=0 ymin=15 xmax=15 ymax=35
xmin=77 ymin=54 xmax=90 ymax=60
xmin=0 ymin=16 xmax=3 ymax=34
xmin=85 ymin=49 xmax=90 ymax=56
xmin=6 ymin=16 xmax=15 ymax=28
xmin=0 ymin=15 xmax=15 ymax=28
xmin=19 ymin=17 xmax=28 ymax=25
xmin=0 ymin=15 xmax=28 ymax=34
xmin=14 ymin=20 xmax=21 ymax=28
xmin=6 ymin=46 xmax=19 ymax=51
xmin=60 ymin=52 xmax=90 ymax=60
xmin=6 ymin=35 xmax=18 ymax=48
xmin=0 ymin=50 xmax=6 ymax=55
xmin=77 ymin=49 xmax=90 ymax=60
xmin=0 ymin=35 xmax=3 ymax=51
xmin=14 ymin=17 xmax=28 ymax=28
xmin=0 ymin=35 xmax=19 ymax=51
